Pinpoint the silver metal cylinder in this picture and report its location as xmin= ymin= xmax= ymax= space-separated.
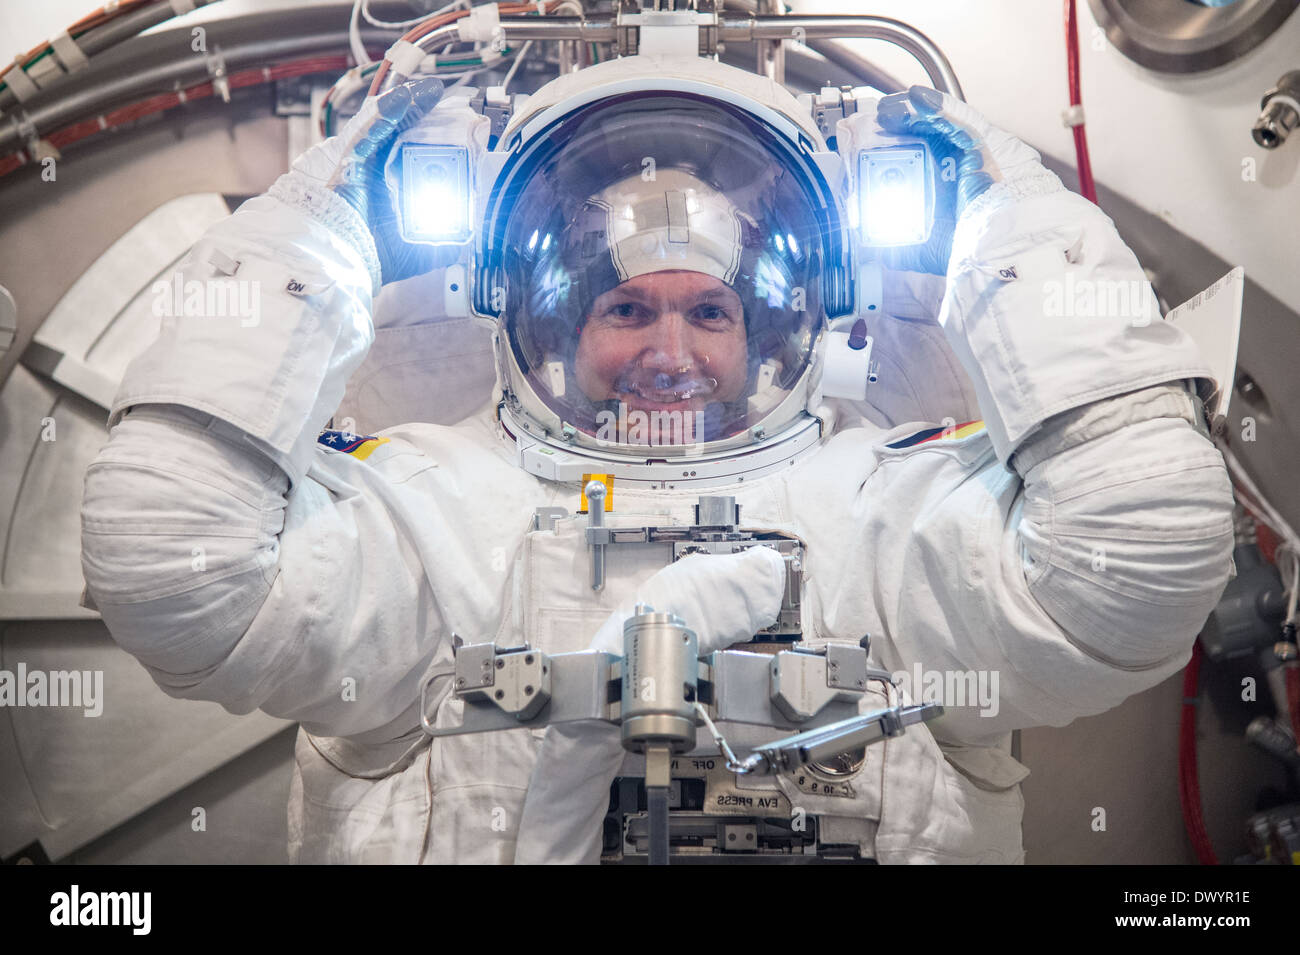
xmin=621 ymin=606 xmax=699 ymax=753
xmin=1246 ymin=716 xmax=1300 ymax=767
xmin=755 ymin=0 xmax=786 ymax=86
xmin=586 ymin=480 xmax=606 ymax=592
xmin=487 ymin=15 xmax=616 ymax=42
xmin=1253 ymin=72 xmax=1300 ymax=149
xmin=1253 ymin=99 xmax=1298 ymax=148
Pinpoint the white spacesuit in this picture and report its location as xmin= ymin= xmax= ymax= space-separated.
xmin=80 ymin=56 xmax=1236 ymax=864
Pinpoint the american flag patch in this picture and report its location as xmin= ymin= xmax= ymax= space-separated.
xmin=317 ymin=429 xmax=390 ymax=460
xmin=886 ymin=419 xmax=985 ymax=449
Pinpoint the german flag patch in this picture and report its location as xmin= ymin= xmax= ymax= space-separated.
xmin=317 ymin=429 xmax=390 ymax=460
xmin=885 ymin=419 xmax=985 ymax=449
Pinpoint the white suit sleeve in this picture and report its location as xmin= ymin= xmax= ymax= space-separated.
xmin=81 ymin=175 xmax=449 ymax=739
xmin=80 ymin=403 xmax=450 ymax=740
xmin=873 ymin=177 xmax=1237 ymax=744
xmin=939 ymin=171 xmax=1215 ymax=464
xmin=109 ymin=174 xmax=379 ymax=489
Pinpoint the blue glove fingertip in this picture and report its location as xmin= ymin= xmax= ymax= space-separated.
xmin=374 ymin=84 xmax=414 ymax=122
xmin=908 ymin=85 xmax=945 ymax=115
xmin=876 ymin=91 xmax=918 ymax=133
xmin=409 ymin=77 xmax=446 ymax=111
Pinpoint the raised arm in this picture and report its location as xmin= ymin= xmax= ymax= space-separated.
xmin=81 ymin=82 xmax=457 ymax=738
xmin=865 ymin=87 xmax=1236 ymax=743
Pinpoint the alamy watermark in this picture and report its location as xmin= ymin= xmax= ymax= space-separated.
xmin=0 ymin=664 xmax=103 ymax=717
xmin=50 ymin=885 xmax=150 ymax=935
xmin=892 ymin=662 xmax=1000 ymax=718
xmin=592 ymin=405 xmax=701 ymax=448
xmin=1042 ymin=274 xmax=1158 ymax=326
xmin=151 ymin=271 xmax=261 ymax=327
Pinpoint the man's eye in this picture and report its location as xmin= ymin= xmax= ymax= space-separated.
xmin=606 ymin=302 xmax=644 ymax=321
xmin=693 ymin=305 xmax=734 ymax=323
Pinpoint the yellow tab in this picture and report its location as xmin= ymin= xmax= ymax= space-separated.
xmin=350 ymin=436 xmax=390 ymax=460
xmin=580 ymin=473 xmax=614 ymax=513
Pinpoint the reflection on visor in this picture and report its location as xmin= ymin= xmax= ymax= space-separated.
xmin=500 ymin=93 xmax=829 ymax=450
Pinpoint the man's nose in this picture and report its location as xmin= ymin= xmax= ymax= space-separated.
xmin=643 ymin=312 xmax=695 ymax=370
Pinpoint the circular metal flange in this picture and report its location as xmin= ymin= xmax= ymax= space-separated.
xmin=1087 ymin=0 xmax=1299 ymax=73
xmin=807 ymin=746 xmax=867 ymax=780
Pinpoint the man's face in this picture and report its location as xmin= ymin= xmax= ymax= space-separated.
xmin=574 ymin=270 xmax=748 ymax=426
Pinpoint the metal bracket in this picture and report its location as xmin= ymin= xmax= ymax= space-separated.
xmin=423 ymin=637 xmax=909 ymax=745
xmin=825 ymin=643 xmax=868 ymax=690
xmin=617 ymin=1 xmax=719 ymax=58
xmin=452 ymin=641 xmax=552 ymax=721
xmin=533 ymin=506 xmax=569 ymax=532
xmin=205 ymin=45 xmax=231 ymax=104
xmin=617 ymin=0 xmax=641 ymax=55
xmin=806 ymin=85 xmax=860 ymax=141
xmin=482 ymin=87 xmax=514 ymax=139
xmin=770 ymin=642 xmax=874 ymax=722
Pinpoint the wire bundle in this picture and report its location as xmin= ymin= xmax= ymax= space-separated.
xmin=0 ymin=1 xmax=586 ymax=175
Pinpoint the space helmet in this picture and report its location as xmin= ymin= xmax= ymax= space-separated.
xmin=479 ymin=88 xmax=851 ymax=457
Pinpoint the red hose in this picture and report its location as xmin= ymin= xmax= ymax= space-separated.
xmin=1286 ymin=664 xmax=1300 ymax=753
xmin=1179 ymin=640 xmax=1219 ymax=864
xmin=1064 ymin=0 xmax=1099 ymax=204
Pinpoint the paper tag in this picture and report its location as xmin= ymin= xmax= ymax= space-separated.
xmin=1163 ymin=266 xmax=1244 ymax=420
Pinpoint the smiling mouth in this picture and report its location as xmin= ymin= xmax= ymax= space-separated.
xmin=616 ymin=374 xmax=716 ymax=406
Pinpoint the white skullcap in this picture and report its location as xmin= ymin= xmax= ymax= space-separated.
xmin=586 ymin=169 xmax=746 ymax=286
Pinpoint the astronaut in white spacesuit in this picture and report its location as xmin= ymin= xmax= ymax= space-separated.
xmin=80 ymin=55 xmax=1237 ymax=864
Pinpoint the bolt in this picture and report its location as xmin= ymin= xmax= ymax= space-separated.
xmin=751 ymin=425 xmax=766 ymax=440
xmin=456 ymin=677 xmax=465 ymax=686
xmin=496 ymin=659 xmax=505 ymax=669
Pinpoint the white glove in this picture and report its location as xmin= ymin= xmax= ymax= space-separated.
xmin=512 ymin=547 xmax=786 ymax=864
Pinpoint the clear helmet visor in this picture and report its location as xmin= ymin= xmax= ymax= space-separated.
xmin=500 ymin=93 xmax=827 ymax=449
